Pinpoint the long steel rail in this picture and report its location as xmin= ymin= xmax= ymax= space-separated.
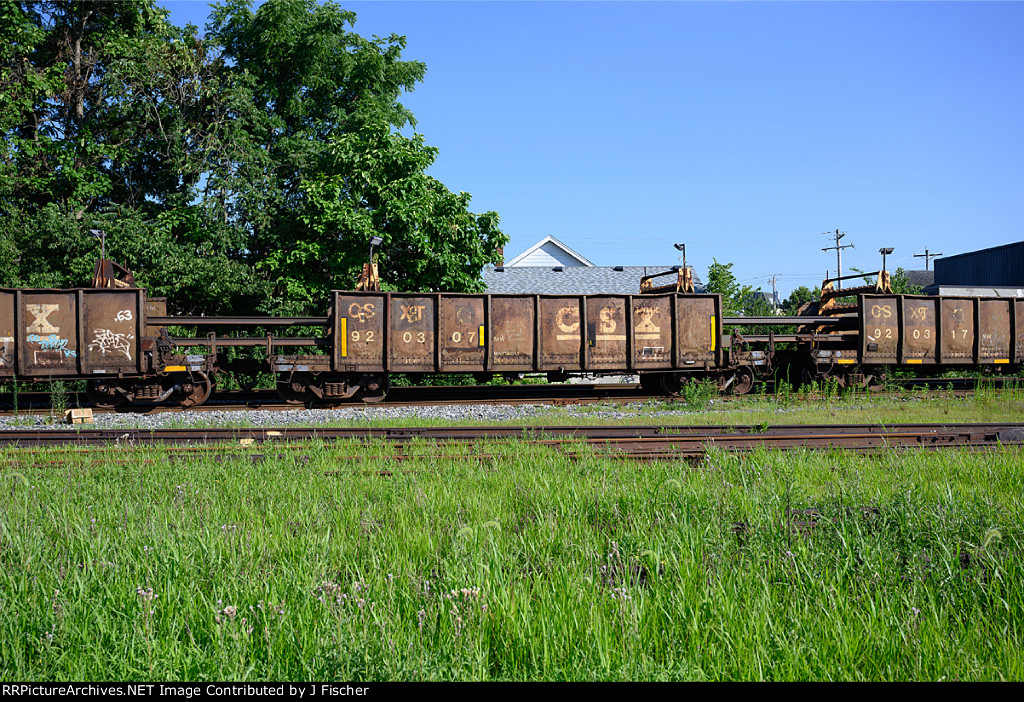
xmin=1 ymin=424 xmax=1021 ymax=455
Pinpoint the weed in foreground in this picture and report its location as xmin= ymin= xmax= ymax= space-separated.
xmin=1 ymin=442 xmax=1022 ymax=680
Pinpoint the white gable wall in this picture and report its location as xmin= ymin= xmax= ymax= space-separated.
xmin=513 ymin=242 xmax=587 ymax=267
xmin=505 ymin=235 xmax=595 ymax=268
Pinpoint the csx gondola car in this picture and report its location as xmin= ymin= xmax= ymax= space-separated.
xmin=2 ymin=280 xmax=1022 ymax=407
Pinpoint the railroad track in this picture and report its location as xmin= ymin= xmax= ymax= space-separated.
xmin=0 ymin=376 xmax=1021 ymax=415
xmin=2 ymin=423 xmax=1021 ymax=459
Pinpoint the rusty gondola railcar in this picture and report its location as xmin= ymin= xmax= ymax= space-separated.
xmin=2 ymin=279 xmax=1022 ymax=408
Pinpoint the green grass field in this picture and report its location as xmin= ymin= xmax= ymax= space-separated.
xmin=2 ymin=424 xmax=1022 ymax=680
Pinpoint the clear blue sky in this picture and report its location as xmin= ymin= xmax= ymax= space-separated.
xmin=162 ymin=1 xmax=1024 ymax=297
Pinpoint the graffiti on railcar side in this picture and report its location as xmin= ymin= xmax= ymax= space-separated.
xmin=89 ymin=329 xmax=134 ymax=360
xmin=27 ymin=334 xmax=77 ymax=358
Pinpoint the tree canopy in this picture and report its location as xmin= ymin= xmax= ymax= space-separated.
xmin=0 ymin=0 xmax=505 ymax=314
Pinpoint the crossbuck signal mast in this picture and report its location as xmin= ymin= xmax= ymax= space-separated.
xmin=822 ymin=229 xmax=854 ymax=290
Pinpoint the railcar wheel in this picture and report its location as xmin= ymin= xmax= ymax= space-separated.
xmin=86 ymin=379 xmax=127 ymax=409
xmin=639 ymin=373 xmax=661 ymax=393
xmin=799 ymin=366 xmax=820 ymax=390
xmin=277 ymin=373 xmax=312 ymax=405
xmin=660 ymin=373 xmax=683 ymax=396
xmin=359 ymin=374 xmax=389 ymax=404
xmin=732 ymin=367 xmax=755 ymax=395
xmin=866 ymin=373 xmax=886 ymax=393
xmin=180 ymin=371 xmax=213 ymax=408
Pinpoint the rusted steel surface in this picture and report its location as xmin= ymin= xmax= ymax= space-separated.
xmin=2 ymin=423 xmax=1021 ymax=452
xmin=632 ymin=295 xmax=673 ymax=369
xmin=8 ymin=289 xmax=146 ymax=378
xmin=1017 ymin=300 xmax=1024 ymax=363
xmin=80 ymin=289 xmax=145 ymax=375
xmin=901 ymin=297 xmax=937 ymax=364
xmin=979 ymin=299 xmax=1011 ymax=363
xmin=677 ymin=295 xmax=720 ymax=366
xmin=0 ymin=291 xmax=15 ymax=377
xmin=861 ymin=295 xmax=899 ymax=364
xmin=389 ymin=295 xmax=436 ymax=372
xmin=586 ymin=296 xmax=628 ymax=370
xmin=488 ymin=296 xmax=535 ymax=371
xmin=150 ymin=316 xmax=329 ymax=326
xmin=332 ymin=292 xmax=385 ymax=372
xmin=639 ymin=267 xmax=694 ymax=294
xmin=145 ymin=297 xmax=166 ymax=338
xmin=940 ymin=297 xmax=975 ymax=363
xmin=17 ymin=290 xmax=80 ymax=376
xmin=440 ymin=295 xmax=486 ymax=372
xmin=859 ymin=294 xmax=1018 ymax=367
xmin=538 ymin=296 xmax=582 ymax=371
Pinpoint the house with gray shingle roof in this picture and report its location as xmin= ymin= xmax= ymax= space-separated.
xmin=483 ymin=236 xmax=704 ymax=295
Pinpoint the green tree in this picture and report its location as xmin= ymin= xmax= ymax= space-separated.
xmin=207 ymin=0 xmax=506 ymax=312
xmin=0 ymin=0 xmax=503 ymax=315
xmin=0 ymin=0 xmax=260 ymax=311
xmin=891 ymin=267 xmax=923 ymax=295
xmin=783 ymin=285 xmax=821 ymax=314
xmin=705 ymin=259 xmax=758 ymax=316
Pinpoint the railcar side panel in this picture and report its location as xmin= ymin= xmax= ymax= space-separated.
xmin=0 ymin=292 xmax=15 ymax=377
xmin=539 ymin=296 xmax=583 ymax=371
xmin=861 ymin=296 xmax=899 ymax=364
xmin=1016 ymin=300 xmax=1024 ymax=363
xmin=333 ymin=292 xmax=386 ymax=371
xmin=440 ymin=295 xmax=486 ymax=372
xmin=676 ymin=296 xmax=719 ymax=366
xmin=979 ymin=299 xmax=1011 ymax=363
xmin=488 ymin=296 xmax=535 ymax=371
xmin=940 ymin=298 xmax=975 ymax=363
xmin=389 ymin=295 xmax=436 ymax=372
xmin=631 ymin=296 xmax=673 ymax=369
xmin=18 ymin=291 xmax=79 ymax=376
xmin=145 ymin=297 xmax=167 ymax=338
xmin=901 ymin=297 xmax=937 ymax=364
xmin=80 ymin=289 xmax=145 ymax=374
xmin=586 ymin=296 xmax=628 ymax=370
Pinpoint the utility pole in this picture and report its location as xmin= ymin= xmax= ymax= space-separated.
xmin=822 ymin=229 xmax=854 ymax=289
xmin=769 ymin=274 xmax=778 ymax=313
xmin=914 ymin=248 xmax=943 ymax=271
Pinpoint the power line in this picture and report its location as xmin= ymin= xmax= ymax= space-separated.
xmin=822 ymin=228 xmax=854 ymax=290
xmin=914 ymin=248 xmax=943 ymax=271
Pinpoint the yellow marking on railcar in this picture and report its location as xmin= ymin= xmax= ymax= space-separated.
xmin=341 ymin=318 xmax=347 ymax=357
xmin=907 ymin=359 xmax=923 ymax=364
xmin=479 ymin=325 xmax=485 ymax=347
xmin=710 ymin=316 xmax=716 ymax=351
xmin=164 ymin=365 xmax=187 ymax=372
xmin=995 ymin=359 xmax=1009 ymax=364
xmin=837 ymin=359 xmax=856 ymax=364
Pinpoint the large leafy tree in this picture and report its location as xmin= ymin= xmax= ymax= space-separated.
xmin=0 ymin=0 xmax=259 ymax=311
xmin=207 ymin=0 xmax=505 ymax=313
xmin=0 ymin=0 xmax=504 ymax=314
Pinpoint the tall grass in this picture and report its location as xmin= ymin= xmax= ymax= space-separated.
xmin=1 ymin=442 xmax=1022 ymax=680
